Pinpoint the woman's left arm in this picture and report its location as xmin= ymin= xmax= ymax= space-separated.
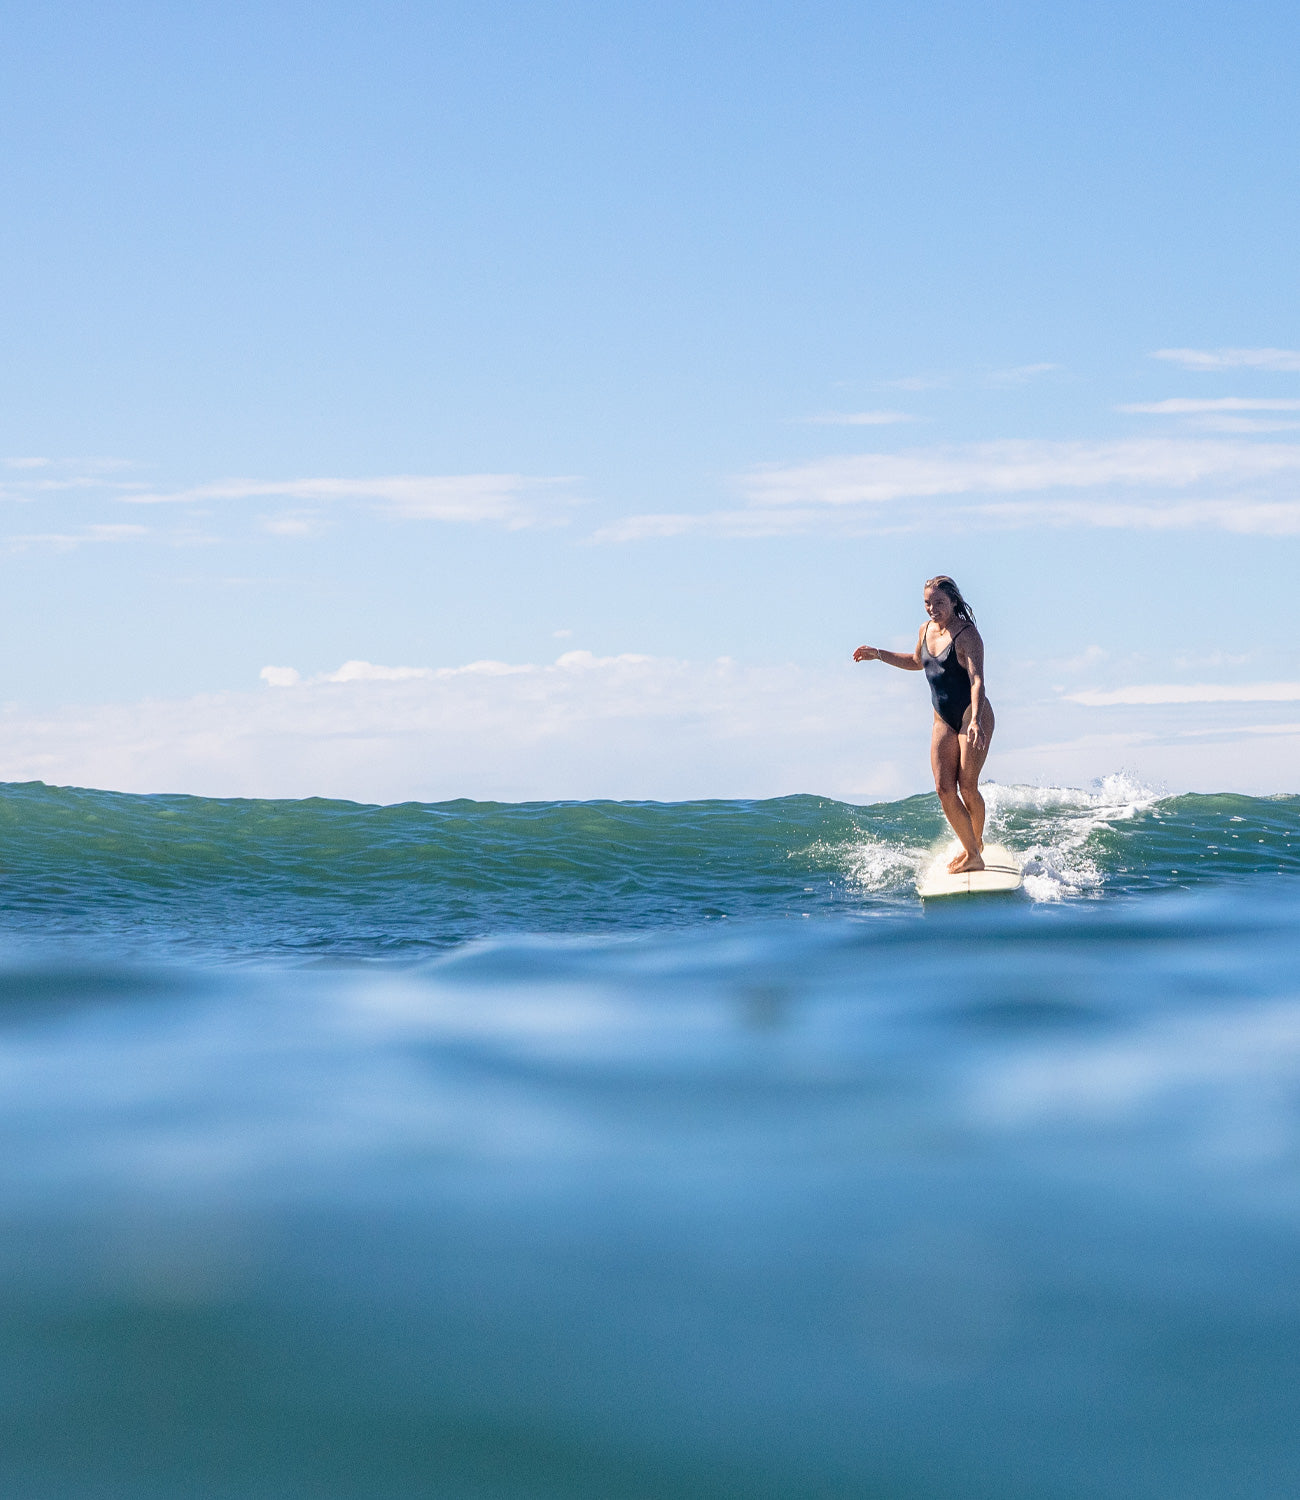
xmin=959 ymin=630 xmax=987 ymax=749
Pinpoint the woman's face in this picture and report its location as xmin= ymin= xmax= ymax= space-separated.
xmin=924 ymin=585 xmax=953 ymax=626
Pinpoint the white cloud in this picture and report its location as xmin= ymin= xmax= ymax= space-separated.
xmin=1067 ymin=683 xmax=1300 ymax=706
xmin=1117 ymin=399 xmax=1300 ymax=435
xmin=1181 ymin=722 xmax=1300 ymax=737
xmin=321 ymin=660 xmax=434 ymax=683
xmin=1120 ymin=398 xmax=1300 ymax=414
xmin=7 ymin=650 xmax=1300 ymax=803
xmin=1153 ymin=347 xmax=1300 ymax=372
xmin=597 ymin=499 xmax=1300 ymax=542
xmin=1187 ymin=418 xmax=1300 ymax=434
xmin=0 ymin=475 xmax=142 ymax=500
xmin=1171 ymin=650 xmax=1249 ymax=670
xmin=803 ymin=410 xmax=915 ymax=426
xmin=883 ymin=374 xmax=951 ymax=391
xmin=593 ymin=513 xmax=709 ymax=542
xmin=259 ymin=512 xmax=327 ymax=537
xmin=596 ymin=437 xmax=1300 ymax=541
xmin=121 ymin=473 xmax=579 ymax=529
xmin=878 ymin=365 xmax=1058 ymax=393
xmin=985 ymin=362 xmax=1061 ymax=385
xmin=79 ymin=523 xmax=149 ymax=541
xmin=1060 ymin=645 xmax=1108 ymax=672
xmin=0 ymin=523 xmax=150 ymax=553
xmin=741 ymin=439 xmax=1300 ymax=508
xmin=0 ymin=456 xmax=139 ymax=491
xmin=262 ymin=657 xmax=587 ymax=689
xmin=262 ymin=660 xmax=435 ymax=686
xmin=0 ymin=653 xmax=920 ymax=804
xmin=971 ymin=498 xmax=1300 ymax=534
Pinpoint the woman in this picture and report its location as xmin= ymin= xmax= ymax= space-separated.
xmin=853 ymin=576 xmax=994 ymax=873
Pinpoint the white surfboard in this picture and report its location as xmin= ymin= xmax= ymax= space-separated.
xmin=916 ymin=842 xmax=1023 ymax=899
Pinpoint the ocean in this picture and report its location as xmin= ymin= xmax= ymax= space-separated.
xmin=2 ymin=775 xmax=1299 ymax=1497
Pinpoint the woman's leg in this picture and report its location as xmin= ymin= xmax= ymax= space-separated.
xmin=931 ymin=716 xmax=982 ymax=870
xmin=956 ymin=702 xmax=995 ymax=851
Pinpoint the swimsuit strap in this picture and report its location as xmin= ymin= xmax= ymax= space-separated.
xmin=926 ymin=620 xmax=968 ymax=657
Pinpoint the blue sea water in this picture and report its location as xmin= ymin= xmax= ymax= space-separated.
xmin=2 ymin=776 xmax=1300 ymax=1497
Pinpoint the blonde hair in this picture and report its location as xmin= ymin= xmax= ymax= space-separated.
xmin=925 ymin=575 xmax=976 ymax=624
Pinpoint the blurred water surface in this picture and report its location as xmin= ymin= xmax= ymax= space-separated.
xmin=0 ymin=780 xmax=1298 ymax=1496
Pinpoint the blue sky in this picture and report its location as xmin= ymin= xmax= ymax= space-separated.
xmin=2 ymin=1 xmax=1298 ymax=800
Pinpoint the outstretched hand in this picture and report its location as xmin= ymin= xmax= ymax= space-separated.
xmin=853 ymin=646 xmax=879 ymax=662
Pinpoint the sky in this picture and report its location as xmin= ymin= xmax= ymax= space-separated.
xmin=2 ymin=0 xmax=1299 ymax=802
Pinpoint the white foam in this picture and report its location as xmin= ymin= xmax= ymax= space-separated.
xmin=984 ymin=774 xmax=1162 ymax=902
xmin=832 ymin=774 xmax=1164 ymax=904
xmin=831 ymin=837 xmax=930 ymax=895
xmin=982 ymin=772 xmax=1161 ymax=822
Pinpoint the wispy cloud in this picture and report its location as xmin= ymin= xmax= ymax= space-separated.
xmin=262 ymin=660 xmax=437 ymax=687
xmin=1120 ymin=398 xmax=1300 ymax=414
xmin=878 ymin=364 xmax=1058 ymax=393
xmin=802 ymin=410 xmax=914 ymax=426
xmin=739 ymin=438 xmax=1300 ymax=509
xmin=121 ymin=473 xmax=580 ymax=529
xmin=1058 ymin=645 xmax=1108 ymax=672
xmin=1153 ymin=347 xmax=1300 ymax=373
xmin=1116 ymin=397 xmax=1300 ymax=434
xmin=593 ymin=513 xmax=717 ymax=542
xmin=595 ymin=437 xmax=1300 ymax=541
xmin=0 ymin=474 xmax=145 ymax=501
xmin=979 ymin=498 xmax=1300 ymax=534
xmin=985 ymin=362 xmax=1061 ymax=386
xmin=742 ymin=439 xmax=1300 ymax=508
xmin=1189 ymin=722 xmax=1300 ymax=737
xmin=1067 ymin=682 xmax=1300 ymax=706
xmin=883 ymin=374 xmax=951 ymax=391
xmin=0 ymin=463 xmax=579 ymax=533
xmin=261 ymin=652 xmax=647 ymax=689
xmin=596 ymin=497 xmax=1300 ymax=542
xmin=1 ymin=456 xmax=139 ymax=484
xmin=258 ymin=512 xmax=329 ymax=537
xmin=1188 ymin=417 xmax=1300 ymax=434
xmin=0 ymin=523 xmax=149 ymax=553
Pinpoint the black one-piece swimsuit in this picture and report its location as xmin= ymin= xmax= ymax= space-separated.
xmin=921 ymin=623 xmax=972 ymax=732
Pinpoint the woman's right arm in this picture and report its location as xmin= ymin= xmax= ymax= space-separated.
xmin=853 ymin=627 xmax=924 ymax=671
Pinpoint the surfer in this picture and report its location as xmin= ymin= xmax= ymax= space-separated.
xmin=854 ymin=576 xmax=994 ymax=873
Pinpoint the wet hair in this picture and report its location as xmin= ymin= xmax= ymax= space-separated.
xmin=925 ymin=575 xmax=976 ymax=625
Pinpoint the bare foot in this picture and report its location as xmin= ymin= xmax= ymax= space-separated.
xmin=948 ymin=849 xmax=985 ymax=874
